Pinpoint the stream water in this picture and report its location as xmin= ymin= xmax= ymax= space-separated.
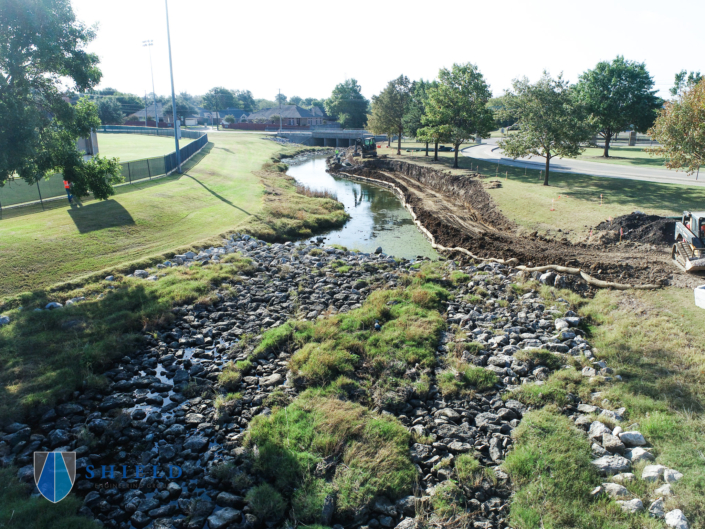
xmin=287 ymin=156 xmax=438 ymax=259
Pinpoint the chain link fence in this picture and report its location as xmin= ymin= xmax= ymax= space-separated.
xmin=0 ymin=128 xmax=208 ymax=210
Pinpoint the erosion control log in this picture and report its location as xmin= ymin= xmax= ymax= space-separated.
xmin=338 ymin=170 xmax=660 ymax=291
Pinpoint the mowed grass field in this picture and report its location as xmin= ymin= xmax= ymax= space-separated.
xmin=576 ymin=145 xmax=666 ymax=168
xmin=0 ymin=133 xmax=280 ymax=296
xmin=97 ymin=133 xmax=193 ymax=161
xmin=383 ymin=140 xmax=701 ymax=239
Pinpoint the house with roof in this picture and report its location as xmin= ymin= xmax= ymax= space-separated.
xmin=132 ymin=102 xmax=166 ymax=122
xmin=244 ymin=105 xmax=332 ymax=126
xmin=218 ymin=108 xmax=249 ymax=123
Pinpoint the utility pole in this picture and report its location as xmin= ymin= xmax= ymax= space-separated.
xmin=142 ymin=40 xmax=158 ymax=128
xmin=278 ymin=88 xmax=282 ymax=133
xmin=165 ymin=0 xmax=181 ymax=172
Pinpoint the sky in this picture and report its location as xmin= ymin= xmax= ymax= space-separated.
xmin=71 ymin=0 xmax=704 ymax=102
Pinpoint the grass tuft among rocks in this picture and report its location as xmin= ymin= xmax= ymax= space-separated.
xmin=247 ymin=391 xmax=416 ymax=522
xmin=0 ymin=256 xmax=256 ymax=423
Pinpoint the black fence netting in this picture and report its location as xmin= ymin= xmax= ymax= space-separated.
xmin=0 ymin=128 xmax=208 ymax=209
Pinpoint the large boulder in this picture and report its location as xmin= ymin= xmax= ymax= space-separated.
xmin=183 ymin=435 xmax=209 ymax=453
xmin=618 ymin=431 xmax=646 ymax=447
xmin=207 ymin=508 xmax=242 ymax=529
xmin=665 ymin=509 xmax=689 ymax=529
xmin=591 ymin=455 xmax=631 ymax=475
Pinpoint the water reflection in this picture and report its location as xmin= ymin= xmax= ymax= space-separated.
xmin=287 ymin=157 xmax=438 ymax=259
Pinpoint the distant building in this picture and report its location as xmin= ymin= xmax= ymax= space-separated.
xmin=244 ymin=105 xmax=331 ymax=126
xmin=132 ymin=102 xmax=166 ymax=122
xmin=218 ymin=108 xmax=249 ymax=123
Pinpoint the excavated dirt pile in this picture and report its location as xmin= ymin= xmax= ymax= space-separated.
xmin=333 ymin=158 xmax=690 ymax=287
xmin=595 ymin=213 xmax=676 ymax=247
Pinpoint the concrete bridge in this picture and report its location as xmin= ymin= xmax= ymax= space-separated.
xmin=276 ymin=129 xmax=384 ymax=147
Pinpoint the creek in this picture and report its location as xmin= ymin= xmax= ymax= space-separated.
xmin=287 ymin=156 xmax=438 ymax=259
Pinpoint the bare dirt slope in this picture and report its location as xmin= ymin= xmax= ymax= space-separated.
xmin=339 ymin=158 xmax=700 ymax=288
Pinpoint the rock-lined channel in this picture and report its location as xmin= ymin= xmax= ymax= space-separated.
xmin=1 ymin=234 xmax=689 ymax=528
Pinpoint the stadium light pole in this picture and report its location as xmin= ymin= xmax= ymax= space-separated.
xmin=142 ymin=40 xmax=158 ymax=128
xmin=165 ymin=0 xmax=181 ymax=173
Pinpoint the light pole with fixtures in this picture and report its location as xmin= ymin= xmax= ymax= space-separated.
xmin=165 ymin=0 xmax=181 ymax=172
xmin=142 ymin=40 xmax=158 ymax=128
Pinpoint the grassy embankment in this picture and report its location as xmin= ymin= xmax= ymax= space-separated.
xmin=0 ymin=134 xmax=347 ymax=423
xmin=487 ymin=130 xmax=664 ymax=168
xmin=97 ymin=132 xmax=193 ymax=160
xmin=381 ymin=140 xmax=703 ymax=240
xmin=502 ymin=280 xmax=705 ymax=529
xmin=0 ymin=133 xmax=344 ymax=297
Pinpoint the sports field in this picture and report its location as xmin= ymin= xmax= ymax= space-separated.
xmin=97 ymin=133 xmax=193 ymax=161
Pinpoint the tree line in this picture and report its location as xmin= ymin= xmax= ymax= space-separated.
xmin=1 ymin=0 xmax=702 ymax=200
xmin=365 ymin=58 xmax=701 ymax=185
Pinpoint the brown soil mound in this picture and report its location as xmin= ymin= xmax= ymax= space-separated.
xmin=596 ymin=213 xmax=676 ymax=247
xmin=336 ymin=159 xmax=693 ymax=288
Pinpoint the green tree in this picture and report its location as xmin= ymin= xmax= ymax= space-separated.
xmin=301 ymin=97 xmax=326 ymax=109
xmin=488 ymin=95 xmax=518 ymax=130
xmin=255 ymin=98 xmax=277 ymax=110
xmin=670 ymin=70 xmax=703 ymax=97
xmin=288 ymin=95 xmax=303 ymax=106
xmin=416 ymin=124 xmax=452 ymax=160
xmin=648 ymin=79 xmax=705 ymax=176
xmin=367 ymin=92 xmax=397 ymax=148
xmin=325 ymin=78 xmax=369 ymax=129
xmin=164 ymin=96 xmax=196 ymax=122
xmin=424 ymin=63 xmax=495 ymax=168
xmin=202 ymin=87 xmax=235 ymax=130
xmin=0 ymin=0 xmax=122 ymax=199
xmin=575 ymin=56 xmax=661 ymax=157
xmin=275 ymin=93 xmax=287 ymax=105
xmin=404 ymin=80 xmax=431 ymax=146
xmin=498 ymin=72 xmax=593 ymax=186
xmin=370 ymin=75 xmax=411 ymax=155
xmin=97 ymin=98 xmax=124 ymax=124
xmin=232 ymin=89 xmax=255 ymax=112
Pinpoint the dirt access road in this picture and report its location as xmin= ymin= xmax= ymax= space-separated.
xmin=337 ymin=158 xmax=700 ymax=289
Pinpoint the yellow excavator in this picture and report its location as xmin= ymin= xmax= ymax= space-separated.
xmin=672 ymin=211 xmax=705 ymax=272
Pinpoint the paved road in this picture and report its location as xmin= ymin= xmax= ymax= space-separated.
xmin=462 ymin=138 xmax=704 ymax=187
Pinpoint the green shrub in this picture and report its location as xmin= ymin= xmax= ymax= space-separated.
xmin=514 ymin=348 xmax=564 ymax=370
xmin=431 ymin=481 xmax=467 ymax=517
xmin=438 ymin=361 xmax=497 ymax=397
xmin=449 ymin=271 xmax=470 ymax=285
xmin=289 ymin=287 xmax=445 ymax=395
xmin=245 ymin=483 xmax=286 ymax=521
xmin=291 ymin=478 xmax=333 ymax=523
xmin=455 ymin=453 xmax=481 ymax=485
xmin=247 ymin=393 xmax=416 ymax=517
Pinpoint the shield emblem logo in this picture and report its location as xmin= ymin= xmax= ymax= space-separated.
xmin=34 ymin=451 xmax=76 ymax=503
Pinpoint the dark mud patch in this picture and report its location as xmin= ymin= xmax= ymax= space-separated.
xmin=596 ymin=213 xmax=676 ymax=247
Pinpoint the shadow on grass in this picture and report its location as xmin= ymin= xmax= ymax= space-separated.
xmin=67 ymin=200 xmax=135 ymax=233
xmin=411 ymin=148 xmax=705 ymax=214
xmin=184 ymin=175 xmax=252 ymax=215
xmin=0 ymin=143 xmax=215 ymax=221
